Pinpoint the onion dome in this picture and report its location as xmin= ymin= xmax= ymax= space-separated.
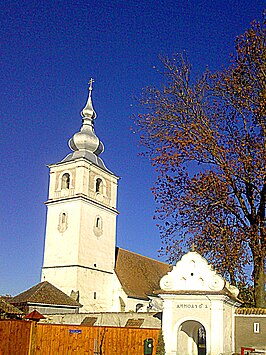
xmin=68 ymin=79 xmax=104 ymax=156
xmin=62 ymin=80 xmax=107 ymax=170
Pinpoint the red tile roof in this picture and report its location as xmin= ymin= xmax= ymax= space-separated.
xmin=115 ymin=248 xmax=172 ymax=300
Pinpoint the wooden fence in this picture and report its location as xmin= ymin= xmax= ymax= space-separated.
xmin=0 ymin=320 xmax=159 ymax=355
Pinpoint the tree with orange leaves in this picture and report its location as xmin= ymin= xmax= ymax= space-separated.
xmin=136 ymin=16 xmax=265 ymax=307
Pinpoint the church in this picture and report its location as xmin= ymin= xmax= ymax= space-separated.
xmin=40 ymin=79 xmax=170 ymax=313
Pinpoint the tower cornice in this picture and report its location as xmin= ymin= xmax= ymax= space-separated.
xmin=45 ymin=194 xmax=119 ymax=215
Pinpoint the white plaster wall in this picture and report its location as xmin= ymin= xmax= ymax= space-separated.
xmin=223 ymin=301 xmax=235 ymax=354
xmin=43 ymin=312 xmax=161 ymax=328
xmin=161 ymin=296 xmax=175 ymax=355
xmin=209 ymin=298 xmax=224 ymax=354
xmin=43 ymin=178 xmax=117 ymax=272
xmin=76 ymin=268 xmax=116 ymax=312
xmin=42 ymin=198 xmax=118 ymax=271
xmin=42 ymin=200 xmax=81 ymax=267
xmin=41 ymin=266 xmax=79 ymax=294
xmin=78 ymin=200 xmax=117 ymax=272
xmin=47 ymin=160 xmax=118 ymax=209
xmin=111 ymin=274 xmax=128 ymax=311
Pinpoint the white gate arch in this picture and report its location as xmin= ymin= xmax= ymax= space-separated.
xmin=162 ymin=315 xmax=209 ymax=355
xmin=158 ymin=251 xmax=241 ymax=355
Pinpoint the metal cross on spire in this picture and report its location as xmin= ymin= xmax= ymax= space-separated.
xmin=88 ymin=78 xmax=94 ymax=91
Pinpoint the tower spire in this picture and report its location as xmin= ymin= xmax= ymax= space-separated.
xmin=63 ymin=80 xmax=107 ymax=169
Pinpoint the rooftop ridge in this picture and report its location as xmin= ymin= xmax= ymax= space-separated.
xmin=116 ymin=247 xmax=169 ymax=266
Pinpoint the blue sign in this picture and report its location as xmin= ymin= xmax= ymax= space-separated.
xmin=69 ymin=329 xmax=82 ymax=334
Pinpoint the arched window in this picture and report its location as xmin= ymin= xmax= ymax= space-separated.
xmin=95 ymin=217 xmax=102 ymax=229
xmin=93 ymin=216 xmax=103 ymax=237
xmin=58 ymin=211 xmax=68 ymax=233
xmin=95 ymin=178 xmax=103 ymax=194
xmin=62 ymin=173 xmax=70 ymax=189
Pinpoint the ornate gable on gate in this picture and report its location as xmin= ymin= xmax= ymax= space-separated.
xmin=159 ymin=251 xmax=239 ymax=298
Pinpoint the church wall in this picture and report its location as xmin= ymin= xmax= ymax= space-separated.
xmin=42 ymin=200 xmax=81 ymax=267
xmin=76 ymin=268 xmax=117 ymax=312
xmin=78 ymin=200 xmax=117 ymax=272
xmin=41 ymin=265 xmax=79 ymax=295
xmin=111 ymin=274 xmax=128 ymax=311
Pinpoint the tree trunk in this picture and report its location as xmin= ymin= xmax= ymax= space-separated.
xmin=253 ymin=253 xmax=265 ymax=308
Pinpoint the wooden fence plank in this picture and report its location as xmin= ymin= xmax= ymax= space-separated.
xmin=0 ymin=320 xmax=31 ymax=355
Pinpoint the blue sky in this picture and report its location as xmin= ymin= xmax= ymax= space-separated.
xmin=0 ymin=0 xmax=263 ymax=295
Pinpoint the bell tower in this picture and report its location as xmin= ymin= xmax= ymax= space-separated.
xmin=41 ymin=80 xmax=119 ymax=311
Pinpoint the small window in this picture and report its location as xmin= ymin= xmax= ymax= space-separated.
xmin=95 ymin=178 xmax=103 ymax=193
xmin=136 ymin=303 xmax=143 ymax=312
xmin=94 ymin=292 xmax=97 ymax=300
xmin=96 ymin=217 xmax=102 ymax=229
xmin=254 ymin=322 xmax=260 ymax=333
xmin=93 ymin=216 xmax=103 ymax=237
xmin=62 ymin=173 xmax=70 ymax=189
xmin=62 ymin=213 xmax=66 ymax=224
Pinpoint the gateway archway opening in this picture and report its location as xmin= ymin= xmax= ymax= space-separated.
xmin=177 ymin=320 xmax=206 ymax=355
